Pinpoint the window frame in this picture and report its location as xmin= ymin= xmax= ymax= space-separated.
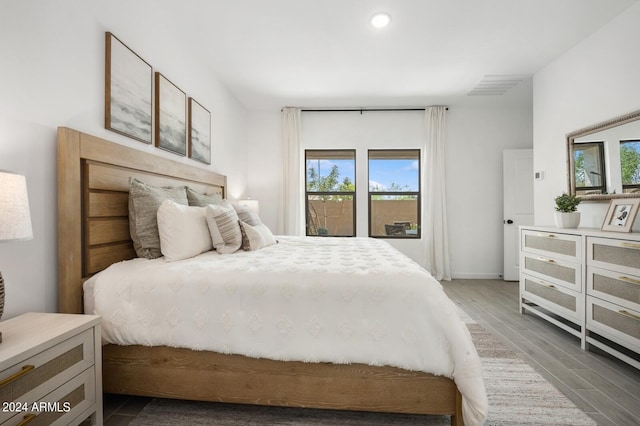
xmin=367 ymin=149 xmax=421 ymax=239
xmin=620 ymin=139 xmax=640 ymax=193
xmin=573 ymin=141 xmax=607 ymax=195
xmin=304 ymin=149 xmax=356 ymax=237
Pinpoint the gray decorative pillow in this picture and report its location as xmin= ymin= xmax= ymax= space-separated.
xmin=205 ymin=203 xmax=242 ymax=254
xmin=232 ymin=204 xmax=261 ymax=226
xmin=128 ymin=178 xmax=188 ymax=259
xmin=187 ymin=187 xmax=223 ymax=207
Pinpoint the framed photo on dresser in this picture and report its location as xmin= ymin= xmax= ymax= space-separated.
xmin=601 ymin=198 xmax=640 ymax=232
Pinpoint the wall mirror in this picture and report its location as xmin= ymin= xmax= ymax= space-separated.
xmin=567 ymin=109 xmax=640 ymax=201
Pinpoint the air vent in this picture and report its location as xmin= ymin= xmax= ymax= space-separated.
xmin=467 ymin=75 xmax=528 ymax=96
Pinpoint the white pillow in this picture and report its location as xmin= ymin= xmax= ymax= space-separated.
xmin=205 ymin=203 xmax=242 ymax=254
xmin=157 ymin=200 xmax=213 ymax=261
xmin=239 ymin=221 xmax=277 ymax=251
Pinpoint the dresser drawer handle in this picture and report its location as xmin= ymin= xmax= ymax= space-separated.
xmin=537 ymin=257 xmax=556 ymax=264
xmin=17 ymin=414 xmax=37 ymax=426
xmin=538 ymin=280 xmax=556 ymax=290
xmin=621 ymin=242 xmax=640 ymax=250
xmin=537 ymin=233 xmax=555 ymax=238
xmin=619 ymin=310 xmax=640 ymax=321
xmin=0 ymin=365 xmax=35 ymax=388
xmin=619 ymin=276 xmax=640 ymax=286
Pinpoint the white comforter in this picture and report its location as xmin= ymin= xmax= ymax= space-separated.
xmin=91 ymin=236 xmax=487 ymax=424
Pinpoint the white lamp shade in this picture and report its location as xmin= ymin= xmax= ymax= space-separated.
xmin=238 ymin=199 xmax=259 ymax=215
xmin=0 ymin=171 xmax=33 ymax=241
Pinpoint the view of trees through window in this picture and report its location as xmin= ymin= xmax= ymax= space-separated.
xmin=305 ymin=150 xmax=355 ymax=236
xmin=573 ymin=142 xmax=605 ymax=194
xmin=620 ymin=140 xmax=640 ymax=192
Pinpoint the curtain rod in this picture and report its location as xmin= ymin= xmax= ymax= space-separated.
xmin=299 ymin=107 xmax=448 ymax=113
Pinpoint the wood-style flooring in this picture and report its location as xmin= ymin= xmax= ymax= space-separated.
xmin=442 ymin=279 xmax=640 ymax=426
xmin=102 ymin=279 xmax=640 ymax=425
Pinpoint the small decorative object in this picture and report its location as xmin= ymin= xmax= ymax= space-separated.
xmin=188 ymin=98 xmax=211 ymax=164
xmin=554 ymin=193 xmax=582 ymax=228
xmin=601 ymin=198 xmax=640 ymax=232
xmin=0 ymin=171 xmax=34 ymax=343
xmin=105 ymin=32 xmax=153 ymax=144
xmin=155 ymin=72 xmax=187 ymax=156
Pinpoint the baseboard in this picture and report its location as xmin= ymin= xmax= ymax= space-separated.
xmin=450 ymin=273 xmax=503 ymax=280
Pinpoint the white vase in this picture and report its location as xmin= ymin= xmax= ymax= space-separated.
xmin=554 ymin=212 xmax=580 ymax=228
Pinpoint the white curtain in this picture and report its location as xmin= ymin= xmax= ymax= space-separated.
xmin=280 ymin=107 xmax=304 ymax=235
xmin=424 ymin=106 xmax=451 ymax=281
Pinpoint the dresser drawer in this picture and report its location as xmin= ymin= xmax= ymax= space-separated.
xmin=587 ymin=266 xmax=640 ymax=312
xmin=521 ymin=253 xmax=581 ymax=291
xmin=587 ymin=296 xmax=640 ymax=353
xmin=587 ymin=237 xmax=640 ymax=276
xmin=521 ymin=230 xmax=581 ymax=262
xmin=0 ymin=329 xmax=94 ymax=424
xmin=3 ymin=367 xmax=96 ymax=426
xmin=522 ymin=275 xmax=581 ymax=320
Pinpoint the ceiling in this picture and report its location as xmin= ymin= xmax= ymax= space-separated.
xmin=151 ymin=0 xmax=638 ymax=109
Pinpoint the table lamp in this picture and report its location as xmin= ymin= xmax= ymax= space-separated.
xmin=238 ymin=198 xmax=259 ymax=215
xmin=0 ymin=171 xmax=33 ymax=343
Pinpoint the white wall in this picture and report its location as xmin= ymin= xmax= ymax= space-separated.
xmin=247 ymin=97 xmax=533 ymax=278
xmin=533 ymin=2 xmax=640 ymax=230
xmin=0 ymin=0 xmax=248 ymax=318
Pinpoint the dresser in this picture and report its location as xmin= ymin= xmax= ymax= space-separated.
xmin=520 ymin=226 xmax=640 ymax=370
xmin=0 ymin=313 xmax=102 ymax=425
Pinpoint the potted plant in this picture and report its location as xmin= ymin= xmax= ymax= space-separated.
xmin=554 ymin=193 xmax=582 ymax=228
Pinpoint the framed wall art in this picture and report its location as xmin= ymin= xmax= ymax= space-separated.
xmin=601 ymin=198 xmax=640 ymax=232
xmin=155 ymin=72 xmax=187 ymax=156
xmin=188 ymin=98 xmax=211 ymax=164
xmin=105 ymin=32 xmax=153 ymax=144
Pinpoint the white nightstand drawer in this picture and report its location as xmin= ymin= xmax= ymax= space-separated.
xmin=521 ymin=229 xmax=581 ymax=262
xmin=587 ymin=296 xmax=640 ymax=353
xmin=3 ymin=367 xmax=96 ymax=426
xmin=0 ymin=329 xmax=94 ymax=424
xmin=587 ymin=237 xmax=640 ymax=276
xmin=521 ymin=253 xmax=581 ymax=291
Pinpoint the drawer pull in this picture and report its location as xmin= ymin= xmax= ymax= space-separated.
xmin=619 ymin=276 xmax=640 ymax=286
xmin=537 ymin=257 xmax=556 ymax=264
xmin=0 ymin=365 xmax=35 ymax=388
xmin=621 ymin=242 xmax=640 ymax=250
xmin=537 ymin=233 xmax=555 ymax=238
xmin=17 ymin=414 xmax=37 ymax=426
xmin=619 ymin=310 xmax=640 ymax=321
xmin=538 ymin=280 xmax=556 ymax=290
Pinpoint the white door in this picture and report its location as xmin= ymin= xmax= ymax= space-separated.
xmin=503 ymin=149 xmax=534 ymax=281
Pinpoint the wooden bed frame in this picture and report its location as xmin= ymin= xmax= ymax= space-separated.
xmin=56 ymin=127 xmax=465 ymax=425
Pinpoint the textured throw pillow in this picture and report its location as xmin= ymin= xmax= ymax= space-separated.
xmin=157 ymin=200 xmax=212 ymax=261
xmin=233 ymin=204 xmax=261 ymax=226
xmin=186 ymin=187 xmax=223 ymax=207
xmin=128 ymin=178 xmax=188 ymax=259
xmin=205 ymin=203 xmax=242 ymax=254
xmin=239 ymin=221 xmax=277 ymax=251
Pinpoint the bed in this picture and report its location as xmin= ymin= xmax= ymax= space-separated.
xmin=57 ymin=127 xmax=487 ymax=425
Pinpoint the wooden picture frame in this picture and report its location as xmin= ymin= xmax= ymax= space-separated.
xmin=105 ymin=32 xmax=153 ymax=144
xmin=155 ymin=73 xmax=186 ymax=156
xmin=188 ymin=98 xmax=211 ymax=164
xmin=601 ymin=198 xmax=640 ymax=232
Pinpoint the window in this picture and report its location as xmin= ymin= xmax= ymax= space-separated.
xmin=368 ymin=149 xmax=420 ymax=238
xmin=573 ymin=142 xmax=606 ymax=195
xmin=305 ymin=150 xmax=356 ymax=236
xmin=620 ymin=140 xmax=640 ymax=194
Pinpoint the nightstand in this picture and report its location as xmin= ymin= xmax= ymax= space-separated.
xmin=0 ymin=313 xmax=102 ymax=425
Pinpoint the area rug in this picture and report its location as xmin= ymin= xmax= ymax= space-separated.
xmin=130 ymin=309 xmax=596 ymax=425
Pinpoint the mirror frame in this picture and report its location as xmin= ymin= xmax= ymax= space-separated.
xmin=567 ymin=109 xmax=640 ymax=201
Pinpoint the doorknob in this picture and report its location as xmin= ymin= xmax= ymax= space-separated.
xmin=504 ymin=219 xmax=514 ymax=224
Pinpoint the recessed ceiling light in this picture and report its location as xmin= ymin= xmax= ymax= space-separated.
xmin=370 ymin=12 xmax=391 ymax=29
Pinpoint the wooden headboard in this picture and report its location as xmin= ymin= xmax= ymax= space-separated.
xmin=57 ymin=127 xmax=226 ymax=314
